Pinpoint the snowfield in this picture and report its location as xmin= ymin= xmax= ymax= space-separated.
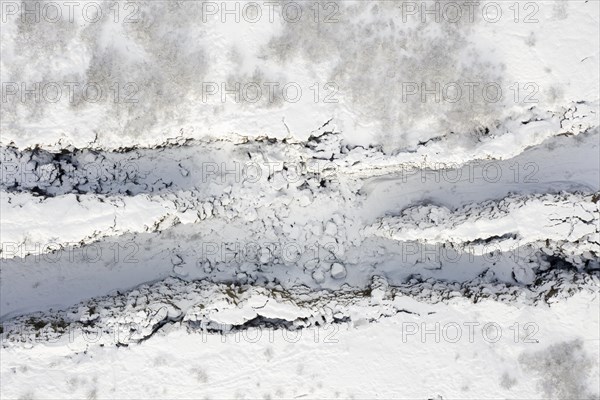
xmin=1 ymin=274 xmax=599 ymax=399
xmin=1 ymin=1 xmax=599 ymax=399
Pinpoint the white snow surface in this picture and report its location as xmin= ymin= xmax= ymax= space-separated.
xmin=1 ymin=1 xmax=598 ymax=150
xmin=1 ymin=1 xmax=599 ymax=399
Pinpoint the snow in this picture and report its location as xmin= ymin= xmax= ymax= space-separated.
xmin=330 ymin=263 xmax=346 ymax=279
xmin=1 ymin=276 xmax=598 ymax=399
xmin=2 ymin=2 xmax=599 ymax=150
xmin=1 ymin=1 xmax=599 ymax=399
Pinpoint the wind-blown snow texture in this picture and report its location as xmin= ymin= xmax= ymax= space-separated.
xmin=1 ymin=1 xmax=599 ymax=399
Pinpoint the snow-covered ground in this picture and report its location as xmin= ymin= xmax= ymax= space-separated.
xmin=1 ymin=1 xmax=599 ymax=399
